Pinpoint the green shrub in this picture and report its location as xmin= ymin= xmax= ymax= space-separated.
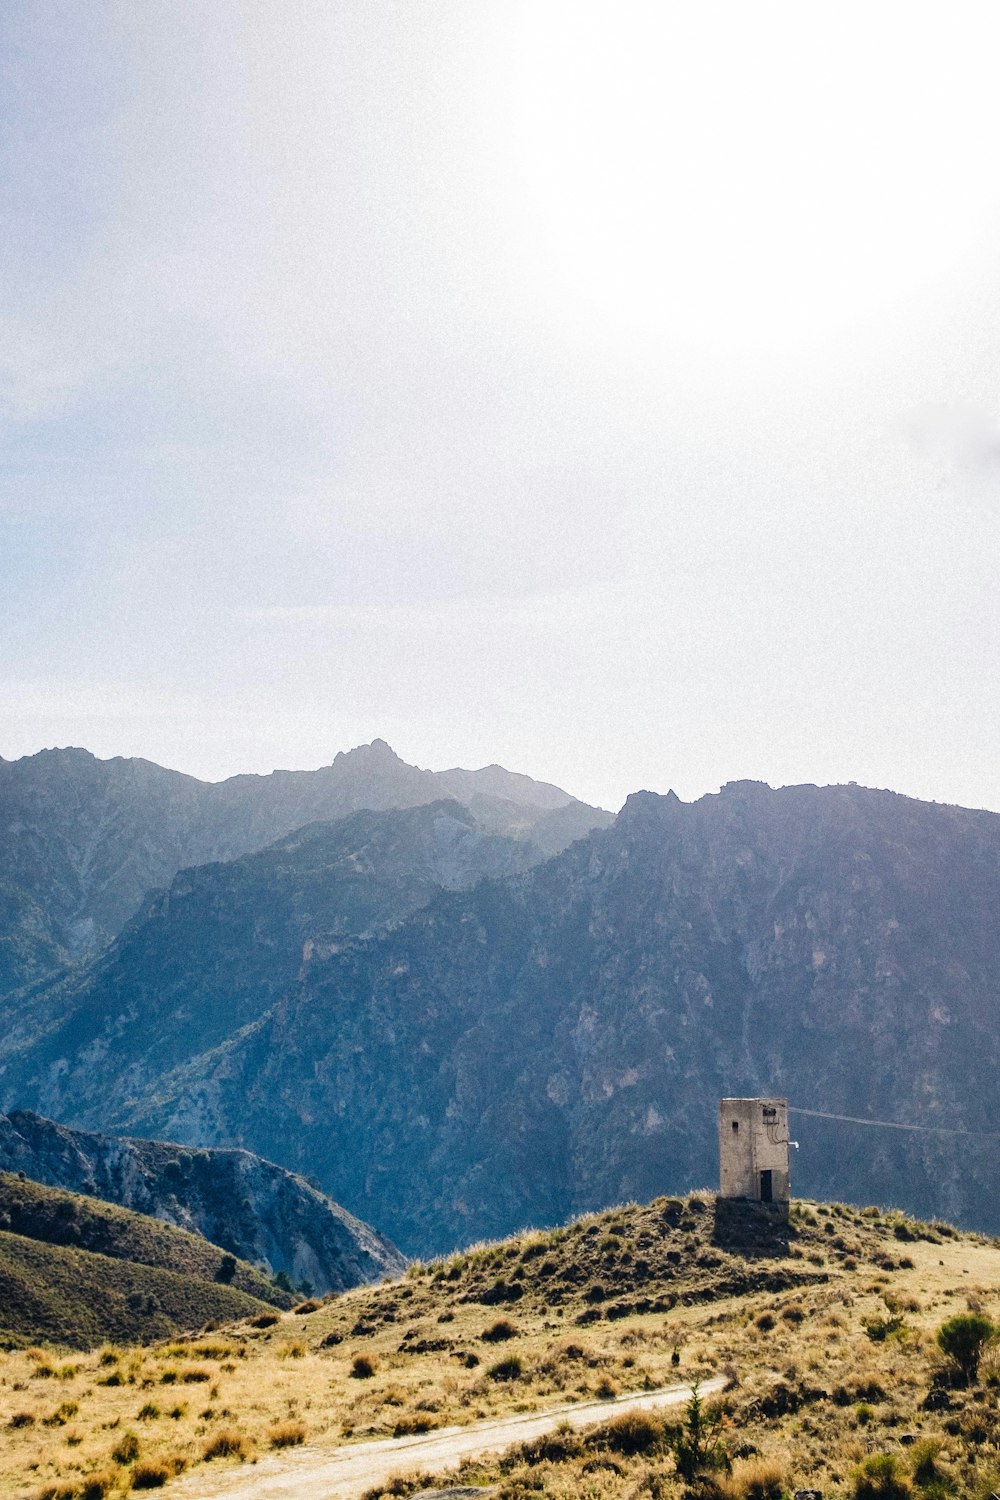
xmin=936 ymin=1314 xmax=997 ymax=1383
xmin=216 ymin=1253 xmax=238 ymax=1284
xmin=910 ymin=1438 xmax=951 ymax=1493
xmin=865 ymin=1312 xmax=905 ymax=1343
xmin=673 ymin=1383 xmax=728 ymax=1480
xmin=853 ymin=1453 xmax=912 ymax=1500
xmin=487 ymin=1354 xmax=524 ymax=1382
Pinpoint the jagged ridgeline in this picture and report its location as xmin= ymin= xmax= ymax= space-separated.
xmin=5 ymin=776 xmax=1000 ymax=1254
xmin=0 ymin=740 xmax=611 ymax=990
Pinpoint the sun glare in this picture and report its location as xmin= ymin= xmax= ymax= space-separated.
xmin=509 ymin=4 xmax=1000 ymax=358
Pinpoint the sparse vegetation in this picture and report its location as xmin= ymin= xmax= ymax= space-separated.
xmin=3 ymin=1195 xmax=1000 ymax=1500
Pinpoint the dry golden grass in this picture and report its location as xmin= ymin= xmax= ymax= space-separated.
xmin=2 ymin=1196 xmax=999 ymax=1499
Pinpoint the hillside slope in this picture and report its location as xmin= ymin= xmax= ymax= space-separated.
xmin=0 ymin=1228 xmax=274 ymax=1350
xmin=0 ymin=1171 xmax=284 ymax=1306
xmin=0 ymin=1112 xmax=405 ymax=1295
xmin=4 ymin=1191 xmax=998 ymax=1500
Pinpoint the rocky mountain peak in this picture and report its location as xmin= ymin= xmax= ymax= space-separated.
xmin=334 ymin=738 xmax=404 ymax=766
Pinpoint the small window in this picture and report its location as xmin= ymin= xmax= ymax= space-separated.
xmin=731 ymin=1121 xmax=739 ymax=1132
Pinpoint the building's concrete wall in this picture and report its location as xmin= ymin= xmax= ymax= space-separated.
xmin=718 ymin=1097 xmax=790 ymax=1202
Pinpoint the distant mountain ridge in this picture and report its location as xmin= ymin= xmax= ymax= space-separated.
xmin=7 ymin=777 xmax=1000 ymax=1253
xmin=0 ymin=1110 xmax=404 ymax=1294
xmin=0 ymin=739 xmax=610 ymax=990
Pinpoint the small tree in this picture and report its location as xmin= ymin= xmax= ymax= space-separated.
xmin=936 ymin=1313 xmax=997 ymax=1384
xmin=673 ymin=1382 xmax=727 ymax=1480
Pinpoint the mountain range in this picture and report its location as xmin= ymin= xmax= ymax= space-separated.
xmin=0 ymin=739 xmax=611 ymax=991
xmin=3 ymin=749 xmax=1000 ymax=1256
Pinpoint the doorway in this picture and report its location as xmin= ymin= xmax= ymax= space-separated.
xmin=759 ymin=1169 xmax=773 ymax=1203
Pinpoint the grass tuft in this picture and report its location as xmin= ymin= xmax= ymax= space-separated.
xmin=203 ymin=1427 xmax=247 ymax=1461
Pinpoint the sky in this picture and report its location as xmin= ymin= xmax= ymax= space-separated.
xmin=3 ymin=1 xmax=1000 ymax=815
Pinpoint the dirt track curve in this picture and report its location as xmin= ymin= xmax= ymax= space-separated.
xmin=174 ymin=1373 xmax=728 ymax=1500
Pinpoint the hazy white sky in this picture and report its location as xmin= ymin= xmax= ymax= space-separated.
xmin=3 ymin=1 xmax=1000 ymax=813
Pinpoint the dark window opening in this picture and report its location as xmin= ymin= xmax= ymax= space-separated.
xmin=731 ymin=1121 xmax=739 ymax=1132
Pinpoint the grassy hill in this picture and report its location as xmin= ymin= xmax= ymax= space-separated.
xmin=3 ymin=1192 xmax=1000 ymax=1498
xmin=0 ymin=1231 xmax=277 ymax=1354
xmin=0 ymin=1174 xmax=292 ymax=1360
xmin=0 ymin=1173 xmax=288 ymax=1309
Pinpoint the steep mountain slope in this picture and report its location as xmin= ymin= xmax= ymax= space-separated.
xmin=40 ymin=778 xmax=1000 ymax=1257
xmin=0 ymin=740 xmax=611 ymax=984
xmin=0 ymin=880 xmax=68 ymax=997
xmin=0 ymin=1112 xmax=404 ymax=1295
xmin=0 ymin=801 xmax=535 ymax=1124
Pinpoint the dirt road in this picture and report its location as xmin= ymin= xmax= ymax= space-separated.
xmin=175 ymin=1374 xmax=727 ymax=1500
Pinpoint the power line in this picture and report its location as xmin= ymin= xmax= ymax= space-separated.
xmin=788 ymin=1105 xmax=1000 ymax=1142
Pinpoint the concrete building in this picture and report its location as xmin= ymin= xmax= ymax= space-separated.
xmin=718 ymin=1097 xmax=790 ymax=1204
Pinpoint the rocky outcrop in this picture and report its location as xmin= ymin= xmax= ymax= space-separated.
xmin=0 ymin=1111 xmax=405 ymax=1294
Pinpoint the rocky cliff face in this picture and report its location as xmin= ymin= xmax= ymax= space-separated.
xmin=0 ymin=1111 xmax=404 ymax=1294
xmin=6 ymin=778 xmax=1000 ymax=1256
xmin=0 ymin=740 xmax=610 ymax=989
